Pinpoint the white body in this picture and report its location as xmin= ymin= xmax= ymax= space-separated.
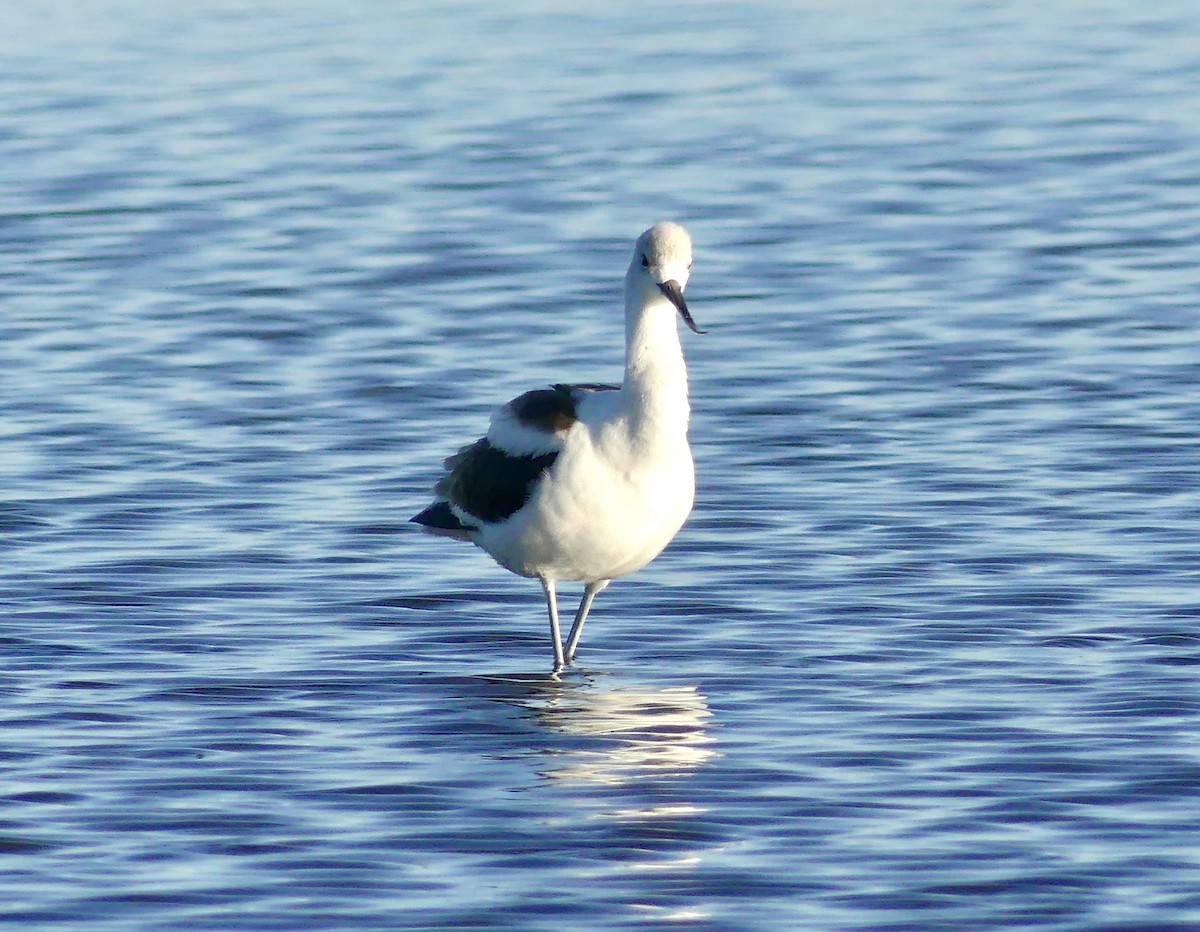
xmin=481 ymin=387 xmax=695 ymax=581
xmin=466 ymin=224 xmax=697 ymax=584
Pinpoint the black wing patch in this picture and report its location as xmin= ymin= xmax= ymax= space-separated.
xmin=438 ymin=438 xmax=558 ymax=523
xmin=553 ymin=382 xmax=620 ymax=395
xmin=510 ymin=383 xmax=619 ymax=434
xmin=414 ymin=384 xmax=616 ymax=530
xmin=511 ymin=387 xmax=579 ymax=434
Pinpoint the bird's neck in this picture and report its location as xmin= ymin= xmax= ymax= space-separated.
xmin=622 ymin=291 xmax=690 ymax=439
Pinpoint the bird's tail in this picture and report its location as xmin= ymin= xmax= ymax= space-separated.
xmin=410 ymin=501 xmax=474 ymax=540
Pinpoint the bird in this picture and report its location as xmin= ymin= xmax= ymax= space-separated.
xmin=411 ymin=222 xmax=704 ymax=671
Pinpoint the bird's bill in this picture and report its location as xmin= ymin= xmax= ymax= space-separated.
xmin=658 ymin=280 xmax=706 ymax=334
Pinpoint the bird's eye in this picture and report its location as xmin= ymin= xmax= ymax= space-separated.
xmin=641 ymin=255 xmax=649 ymax=268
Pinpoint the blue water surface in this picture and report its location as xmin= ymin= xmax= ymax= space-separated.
xmin=3 ymin=1 xmax=1199 ymax=929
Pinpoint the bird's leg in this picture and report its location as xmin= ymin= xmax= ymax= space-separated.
xmin=565 ymin=579 xmax=610 ymax=664
xmin=540 ymin=578 xmax=566 ymax=671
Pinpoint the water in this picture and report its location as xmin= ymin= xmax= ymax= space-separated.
xmin=4 ymin=1 xmax=1200 ymax=928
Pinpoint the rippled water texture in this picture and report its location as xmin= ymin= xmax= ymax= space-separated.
xmin=4 ymin=1 xmax=1200 ymax=928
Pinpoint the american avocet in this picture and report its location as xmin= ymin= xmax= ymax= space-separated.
xmin=411 ymin=222 xmax=703 ymax=670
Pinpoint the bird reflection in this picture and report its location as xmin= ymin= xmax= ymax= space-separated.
xmin=483 ymin=672 xmax=717 ymax=786
xmin=477 ymin=672 xmax=719 ymax=922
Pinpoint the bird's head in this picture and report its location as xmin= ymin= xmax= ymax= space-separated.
xmin=629 ymin=221 xmax=705 ymax=334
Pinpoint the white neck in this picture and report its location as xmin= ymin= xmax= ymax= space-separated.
xmin=622 ymin=285 xmax=690 ymax=440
